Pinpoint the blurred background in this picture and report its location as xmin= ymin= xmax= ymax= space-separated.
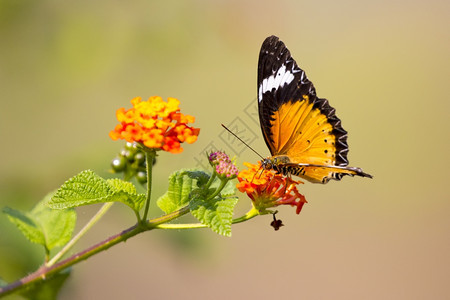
xmin=1 ymin=0 xmax=449 ymax=299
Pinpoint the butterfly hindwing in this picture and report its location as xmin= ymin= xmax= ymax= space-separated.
xmin=257 ymin=36 xmax=369 ymax=183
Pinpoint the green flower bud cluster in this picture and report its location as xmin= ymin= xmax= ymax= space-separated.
xmin=111 ymin=142 xmax=155 ymax=183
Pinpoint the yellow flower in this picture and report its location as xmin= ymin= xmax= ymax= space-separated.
xmin=109 ymin=96 xmax=200 ymax=154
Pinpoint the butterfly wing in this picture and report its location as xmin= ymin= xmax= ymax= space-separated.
xmin=257 ymin=35 xmax=369 ymax=183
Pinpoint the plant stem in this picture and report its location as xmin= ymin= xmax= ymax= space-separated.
xmin=230 ymin=206 xmax=259 ymax=224
xmin=0 ymin=224 xmax=140 ymax=297
xmin=47 ymin=202 xmax=114 ymax=267
xmin=142 ymin=150 xmax=155 ymax=221
xmin=204 ymin=172 xmax=216 ymax=189
xmin=0 ymin=204 xmax=258 ymax=297
xmin=156 ymin=207 xmax=260 ymax=229
xmin=44 ymin=248 xmax=50 ymax=263
xmin=0 ymin=205 xmax=189 ymax=297
xmin=206 ymin=178 xmax=227 ymax=201
xmin=146 ymin=205 xmax=191 ymax=227
xmin=156 ymin=223 xmax=207 ymax=229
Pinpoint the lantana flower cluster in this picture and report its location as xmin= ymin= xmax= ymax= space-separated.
xmin=236 ymin=162 xmax=307 ymax=214
xmin=109 ymin=96 xmax=200 ymax=153
xmin=208 ymin=151 xmax=238 ymax=179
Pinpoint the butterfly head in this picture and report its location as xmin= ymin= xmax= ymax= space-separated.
xmin=261 ymin=157 xmax=274 ymax=171
xmin=260 ymin=155 xmax=291 ymax=175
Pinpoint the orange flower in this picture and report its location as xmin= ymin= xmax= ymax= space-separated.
xmin=236 ymin=162 xmax=307 ymax=214
xmin=109 ymin=96 xmax=200 ymax=153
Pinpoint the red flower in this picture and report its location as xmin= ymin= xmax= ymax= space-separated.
xmin=236 ymin=162 xmax=307 ymax=214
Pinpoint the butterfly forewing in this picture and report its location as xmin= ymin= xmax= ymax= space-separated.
xmin=257 ymin=35 xmax=369 ymax=183
xmin=257 ymin=36 xmax=317 ymax=155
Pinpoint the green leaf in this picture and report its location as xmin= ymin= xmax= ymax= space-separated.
xmin=106 ymin=178 xmax=138 ymax=195
xmin=157 ymin=169 xmax=209 ymax=214
xmin=48 ymin=170 xmax=144 ymax=213
xmin=3 ymin=193 xmax=76 ymax=250
xmin=48 ymin=170 xmax=113 ymax=209
xmin=3 ymin=207 xmax=45 ymax=245
xmin=106 ymin=178 xmax=146 ymax=211
xmin=183 ymin=170 xmax=210 ymax=187
xmin=33 ymin=194 xmax=77 ymax=250
xmin=190 ymin=196 xmax=238 ymax=237
xmin=20 ymin=268 xmax=71 ymax=300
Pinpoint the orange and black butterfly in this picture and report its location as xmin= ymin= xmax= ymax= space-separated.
xmin=258 ymin=35 xmax=372 ymax=183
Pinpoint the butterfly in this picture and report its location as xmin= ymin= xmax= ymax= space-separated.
xmin=258 ymin=35 xmax=372 ymax=183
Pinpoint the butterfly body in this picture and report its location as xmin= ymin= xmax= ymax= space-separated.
xmin=258 ymin=36 xmax=372 ymax=183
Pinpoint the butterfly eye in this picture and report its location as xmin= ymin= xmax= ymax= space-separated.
xmin=262 ymin=159 xmax=272 ymax=170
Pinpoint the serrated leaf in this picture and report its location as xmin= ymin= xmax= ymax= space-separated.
xmin=106 ymin=179 xmax=146 ymax=211
xmin=48 ymin=170 xmax=144 ymax=214
xmin=32 ymin=194 xmax=76 ymax=250
xmin=48 ymin=170 xmax=113 ymax=209
xmin=3 ymin=207 xmax=45 ymax=245
xmin=20 ymin=268 xmax=71 ymax=300
xmin=190 ymin=196 xmax=238 ymax=237
xmin=3 ymin=193 xmax=76 ymax=250
xmin=182 ymin=170 xmax=210 ymax=187
xmin=107 ymin=178 xmax=138 ymax=194
xmin=157 ymin=170 xmax=196 ymax=214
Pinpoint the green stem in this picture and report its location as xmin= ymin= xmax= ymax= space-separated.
xmin=47 ymin=202 xmax=114 ymax=267
xmin=142 ymin=150 xmax=155 ymax=221
xmin=146 ymin=205 xmax=191 ymax=227
xmin=204 ymin=172 xmax=216 ymax=189
xmin=156 ymin=223 xmax=207 ymax=229
xmin=0 ymin=224 xmax=141 ymax=298
xmin=0 ymin=203 xmax=259 ymax=297
xmin=44 ymin=248 xmax=50 ymax=263
xmin=231 ymin=206 xmax=260 ymax=224
xmin=0 ymin=204 xmax=191 ymax=297
xmin=156 ymin=206 xmax=260 ymax=229
xmin=206 ymin=178 xmax=228 ymax=201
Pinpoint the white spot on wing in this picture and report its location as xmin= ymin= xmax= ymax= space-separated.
xmin=258 ymin=64 xmax=295 ymax=102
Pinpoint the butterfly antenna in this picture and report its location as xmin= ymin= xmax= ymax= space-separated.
xmin=221 ymin=124 xmax=265 ymax=160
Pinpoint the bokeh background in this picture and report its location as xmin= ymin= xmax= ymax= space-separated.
xmin=1 ymin=0 xmax=449 ymax=299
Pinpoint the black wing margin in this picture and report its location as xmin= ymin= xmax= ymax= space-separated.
xmin=257 ymin=35 xmax=350 ymax=167
xmin=257 ymin=35 xmax=316 ymax=155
